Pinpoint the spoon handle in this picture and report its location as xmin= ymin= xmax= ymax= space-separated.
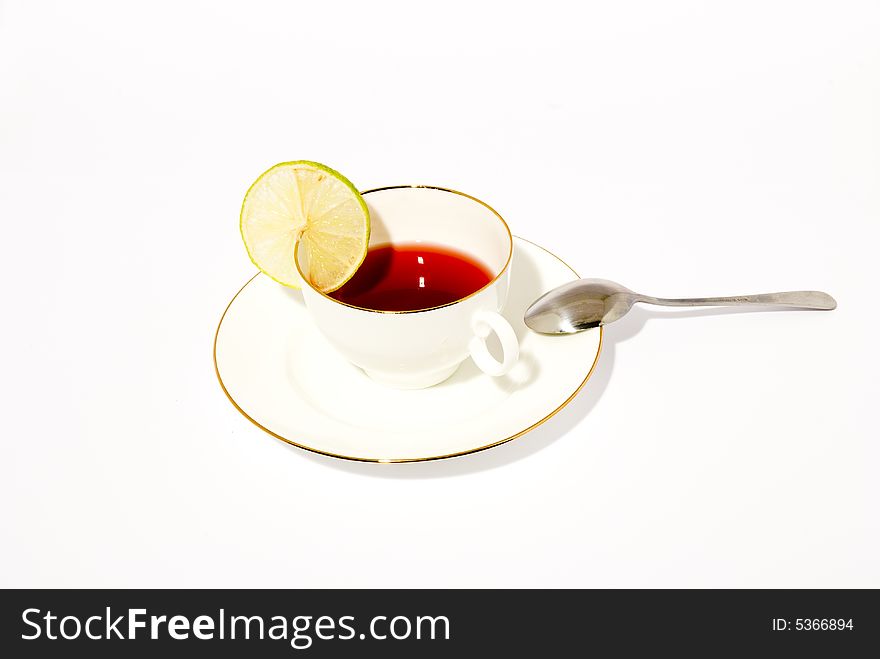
xmin=638 ymin=290 xmax=836 ymax=310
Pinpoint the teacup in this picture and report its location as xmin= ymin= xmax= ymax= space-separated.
xmin=295 ymin=185 xmax=518 ymax=389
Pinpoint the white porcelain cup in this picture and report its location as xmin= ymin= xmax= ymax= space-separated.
xmin=295 ymin=186 xmax=519 ymax=389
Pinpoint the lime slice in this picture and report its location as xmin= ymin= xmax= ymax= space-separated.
xmin=240 ymin=161 xmax=370 ymax=291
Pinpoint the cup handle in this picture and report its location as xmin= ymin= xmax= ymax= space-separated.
xmin=468 ymin=310 xmax=519 ymax=377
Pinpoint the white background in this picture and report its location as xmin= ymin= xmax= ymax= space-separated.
xmin=1 ymin=0 xmax=878 ymax=587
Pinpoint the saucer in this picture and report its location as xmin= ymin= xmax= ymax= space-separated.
xmin=214 ymin=237 xmax=602 ymax=462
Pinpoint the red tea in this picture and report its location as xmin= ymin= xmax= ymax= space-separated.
xmin=329 ymin=243 xmax=493 ymax=311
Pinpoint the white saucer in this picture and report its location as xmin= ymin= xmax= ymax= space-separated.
xmin=214 ymin=238 xmax=602 ymax=462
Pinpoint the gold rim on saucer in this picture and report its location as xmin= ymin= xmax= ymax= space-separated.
xmin=214 ymin=235 xmax=603 ymax=463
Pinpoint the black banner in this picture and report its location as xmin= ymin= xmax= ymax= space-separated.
xmin=1 ymin=589 xmax=876 ymax=656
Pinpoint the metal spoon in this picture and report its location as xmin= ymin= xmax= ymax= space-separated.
xmin=524 ymin=278 xmax=836 ymax=334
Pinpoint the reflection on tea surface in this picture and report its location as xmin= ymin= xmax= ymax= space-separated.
xmin=330 ymin=243 xmax=492 ymax=312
